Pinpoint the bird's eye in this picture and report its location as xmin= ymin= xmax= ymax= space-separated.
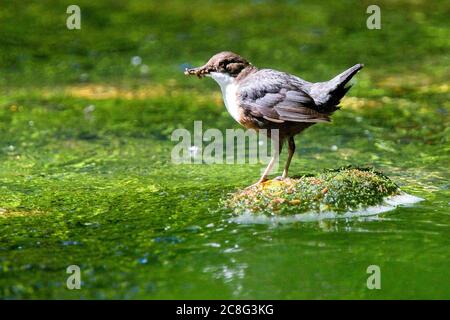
xmin=225 ymin=62 xmax=245 ymax=76
xmin=219 ymin=60 xmax=229 ymax=68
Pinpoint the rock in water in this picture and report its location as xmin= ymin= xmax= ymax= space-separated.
xmin=225 ymin=167 xmax=403 ymax=216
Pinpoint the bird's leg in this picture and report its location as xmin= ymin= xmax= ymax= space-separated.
xmin=247 ymin=138 xmax=283 ymax=188
xmin=282 ymin=137 xmax=295 ymax=179
xmin=257 ymin=155 xmax=277 ymax=184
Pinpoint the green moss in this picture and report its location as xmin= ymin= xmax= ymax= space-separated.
xmin=225 ymin=167 xmax=400 ymax=216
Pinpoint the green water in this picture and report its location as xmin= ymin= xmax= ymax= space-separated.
xmin=0 ymin=0 xmax=449 ymax=299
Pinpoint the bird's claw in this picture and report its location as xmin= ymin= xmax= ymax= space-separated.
xmin=273 ymin=176 xmax=287 ymax=181
xmin=245 ymin=177 xmax=269 ymax=190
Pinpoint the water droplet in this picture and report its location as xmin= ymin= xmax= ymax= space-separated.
xmin=131 ymin=56 xmax=142 ymax=66
xmin=153 ymin=236 xmax=182 ymax=244
xmin=140 ymin=64 xmax=150 ymax=75
xmin=84 ymin=105 xmax=95 ymax=121
xmin=84 ymin=105 xmax=95 ymax=113
xmin=62 ymin=241 xmax=80 ymax=246
xmin=79 ymin=73 xmax=89 ymax=82
xmin=204 ymin=243 xmax=221 ymax=248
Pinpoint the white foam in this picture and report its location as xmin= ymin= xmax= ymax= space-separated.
xmin=229 ymin=192 xmax=424 ymax=225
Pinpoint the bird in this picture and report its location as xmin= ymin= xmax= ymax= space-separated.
xmin=184 ymin=51 xmax=363 ymax=185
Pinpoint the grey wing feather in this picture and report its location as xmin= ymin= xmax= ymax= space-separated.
xmin=238 ymin=69 xmax=331 ymax=123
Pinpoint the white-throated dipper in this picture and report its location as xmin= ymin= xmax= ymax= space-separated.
xmin=185 ymin=51 xmax=363 ymax=185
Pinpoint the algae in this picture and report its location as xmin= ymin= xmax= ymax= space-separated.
xmin=225 ymin=167 xmax=400 ymax=215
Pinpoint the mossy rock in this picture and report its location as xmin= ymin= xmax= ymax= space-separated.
xmin=225 ymin=167 xmax=401 ymax=216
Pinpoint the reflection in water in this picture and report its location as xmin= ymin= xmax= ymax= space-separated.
xmin=230 ymin=193 xmax=424 ymax=225
xmin=203 ymin=262 xmax=248 ymax=297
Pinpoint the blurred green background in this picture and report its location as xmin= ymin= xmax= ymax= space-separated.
xmin=0 ymin=0 xmax=449 ymax=299
xmin=1 ymin=0 xmax=448 ymax=86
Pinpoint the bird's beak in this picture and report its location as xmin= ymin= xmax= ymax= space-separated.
xmin=184 ymin=64 xmax=212 ymax=78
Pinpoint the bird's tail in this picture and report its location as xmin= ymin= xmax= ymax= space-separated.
xmin=310 ymin=63 xmax=364 ymax=110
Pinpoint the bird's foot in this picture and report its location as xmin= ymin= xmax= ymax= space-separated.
xmin=245 ymin=177 xmax=269 ymax=190
xmin=273 ymin=176 xmax=287 ymax=181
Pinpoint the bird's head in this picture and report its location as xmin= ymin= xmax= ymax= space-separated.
xmin=184 ymin=51 xmax=252 ymax=79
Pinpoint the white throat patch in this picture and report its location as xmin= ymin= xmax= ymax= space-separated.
xmin=209 ymin=72 xmax=240 ymax=123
